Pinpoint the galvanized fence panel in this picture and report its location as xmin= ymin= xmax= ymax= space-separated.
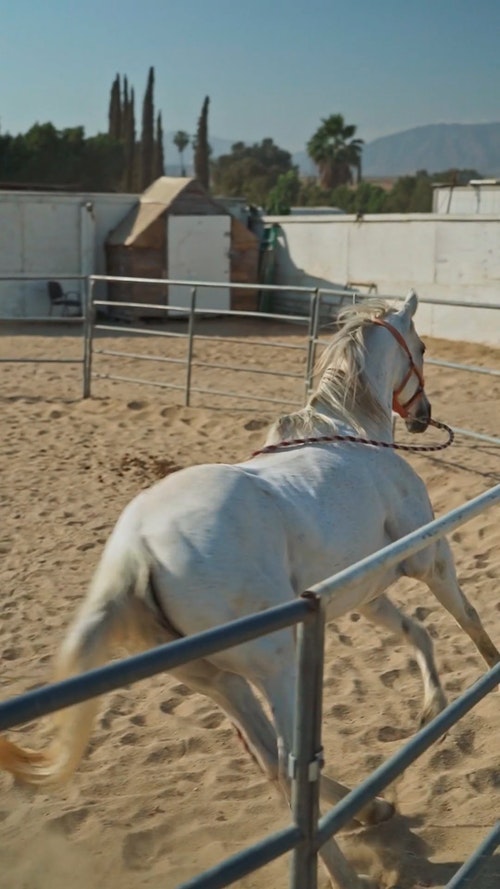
xmin=1 ymin=484 xmax=499 ymax=888
xmin=84 ymin=275 xmax=322 ymax=408
xmin=3 ymin=272 xmax=499 ymax=445
xmin=1 ymin=273 xmax=87 ymax=397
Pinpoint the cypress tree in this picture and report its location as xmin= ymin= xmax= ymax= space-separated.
xmin=108 ymin=74 xmax=122 ymax=140
xmin=194 ymin=96 xmax=210 ymax=190
xmin=123 ymin=76 xmax=129 ymax=121
xmin=140 ymin=66 xmax=155 ymax=190
xmin=153 ymin=111 xmax=165 ymax=179
xmin=123 ymin=85 xmax=136 ymax=192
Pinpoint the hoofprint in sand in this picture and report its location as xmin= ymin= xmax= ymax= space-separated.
xmin=0 ymin=317 xmax=499 ymax=888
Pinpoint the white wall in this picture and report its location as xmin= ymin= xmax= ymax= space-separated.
xmin=433 ymin=183 xmax=500 ymax=215
xmin=264 ymin=214 xmax=500 ymax=345
xmin=0 ymin=191 xmax=136 ymax=318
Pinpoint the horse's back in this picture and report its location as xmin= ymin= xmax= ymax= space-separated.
xmin=102 ymin=448 xmax=433 ymax=635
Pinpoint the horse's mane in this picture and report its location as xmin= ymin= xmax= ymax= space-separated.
xmin=266 ymin=299 xmax=397 ymax=443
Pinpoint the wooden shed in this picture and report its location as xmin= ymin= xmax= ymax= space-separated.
xmin=106 ymin=177 xmax=259 ymax=317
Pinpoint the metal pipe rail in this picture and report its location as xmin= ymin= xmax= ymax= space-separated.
xmin=85 ymin=284 xmax=317 ymax=406
xmin=427 ymin=357 xmax=500 ymax=377
xmin=445 ymin=821 xmax=500 ymax=889
xmin=93 ymin=296 xmax=311 ymax=325
xmin=90 ymin=274 xmax=321 ymax=294
xmin=311 ymin=290 xmax=500 ymax=447
xmin=0 ymin=599 xmax=311 ymax=731
xmin=310 ymin=483 xmax=500 ymax=611
xmin=0 ymin=357 xmax=82 ymax=364
xmin=0 ymin=484 xmax=500 ymax=731
xmin=1 ymin=485 xmax=499 ymax=888
xmin=317 ymin=661 xmax=500 ymax=842
xmin=324 ymin=286 xmax=500 ymax=311
xmin=0 ymin=274 xmax=85 ymax=281
xmin=94 ymin=349 xmax=304 ymax=379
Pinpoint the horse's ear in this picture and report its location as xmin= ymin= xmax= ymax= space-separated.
xmin=403 ymin=289 xmax=418 ymax=318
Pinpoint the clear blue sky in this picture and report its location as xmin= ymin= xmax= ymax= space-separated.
xmin=1 ymin=0 xmax=498 ymax=151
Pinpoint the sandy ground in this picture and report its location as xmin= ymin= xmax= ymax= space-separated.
xmin=0 ymin=315 xmax=499 ymax=889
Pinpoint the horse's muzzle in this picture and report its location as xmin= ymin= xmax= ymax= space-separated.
xmin=405 ymin=396 xmax=431 ymax=433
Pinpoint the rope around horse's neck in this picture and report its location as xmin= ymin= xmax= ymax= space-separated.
xmin=251 ymin=418 xmax=454 ymax=457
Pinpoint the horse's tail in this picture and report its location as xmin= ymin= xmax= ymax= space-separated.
xmin=0 ymin=536 xmax=166 ymax=789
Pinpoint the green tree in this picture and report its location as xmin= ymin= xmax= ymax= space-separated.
xmin=266 ymin=170 xmax=300 ymax=214
xmin=153 ymin=112 xmax=165 ymax=179
xmin=307 ymin=114 xmax=363 ymax=189
xmin=80 ymin=133 xmax=125 ymax=190
xmin=108 ymin=74 xmax=122 ymax=140
xmin=0 ymin=122 xmax=125 ymax=190
xmin=212 ymin=138 xmax=295 ymax=206
xmin=383 ymin=172 xmax=432 ymax=212
xmin=173 ymin=130 xmax=190 ymax=176
xmin=194 ymin=96 xmax=210 ymax=190
xmin=140 ymin=66 xmax=155 ymax=190
xmin=431 ymin=168 xmax=482 ymax=185
xmin=328 ymin=181 xmax=388 ymax=214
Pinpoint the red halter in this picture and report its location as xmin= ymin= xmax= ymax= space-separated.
xmin=371 ymin=318 xmax=426 ymax=418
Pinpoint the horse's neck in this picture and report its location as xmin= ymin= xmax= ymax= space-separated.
xmin=313 ymin=396 xmax=392 ymax=441
xmin=264 ymin=396 xmax=393 ymax=447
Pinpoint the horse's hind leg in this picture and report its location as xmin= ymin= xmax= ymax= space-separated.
xmin=361 ymin=594 xmax=447 ymax=725
xmin=320 ymin=774 xmax=394 ymax=826
xmin=251 ymin=652 xmax=378 ymax=889
xmin=424 ymin=537 xmax=500 ymax=671
xmin=167 ymin=659 xmax=279 ymax=778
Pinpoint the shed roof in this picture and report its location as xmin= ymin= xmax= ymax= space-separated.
xmin=107 ymin=177 xmax=218 ymax=247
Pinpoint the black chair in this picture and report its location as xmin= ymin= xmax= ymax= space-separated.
xmin=47 ymin=280 xmax=82 ymax=316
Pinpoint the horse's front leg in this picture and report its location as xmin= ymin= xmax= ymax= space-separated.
xmin=361 ymin=594 xmax=448 ymax=725
xmin=424 ymin=537 xmax=500 ymax=673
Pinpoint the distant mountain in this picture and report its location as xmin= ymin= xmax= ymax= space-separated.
xmin=362 ymin=123 xmax=500 ymax=177
xmin=165 ymin=123 xmax=500 ymax=179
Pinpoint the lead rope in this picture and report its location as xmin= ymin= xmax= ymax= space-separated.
xmin=251 ymin=418 xmax=454 ymax=458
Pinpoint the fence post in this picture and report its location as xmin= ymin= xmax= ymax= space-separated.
xmin=305 ymin=289 xmax=322 ymax=401
xmin=289 ymin=593 xmax=325 ymax=889
xmin=82 ymin=276 xmax=95 ymax=398
xmin=185 ymin=286 xmax=197 ymax=407
xmin=304 ymin=290 xmax=320 ymax=402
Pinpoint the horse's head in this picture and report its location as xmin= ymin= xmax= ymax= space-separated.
xmin=373 ymin=291 xmax=431 ymax=433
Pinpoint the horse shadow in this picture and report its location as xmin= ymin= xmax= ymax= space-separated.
xmin=345 ymin=811 xmax=500 ymax=888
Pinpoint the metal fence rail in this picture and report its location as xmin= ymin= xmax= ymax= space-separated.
xmin=0 ymin=274 xmax=86 ymax=385
xmin=1 ymin=483 xmax=499 ymax=889
xmin=84 ymin=277 xmax=321 ymax=406
xmin=3 ymin=273 xmax=499 ymax=444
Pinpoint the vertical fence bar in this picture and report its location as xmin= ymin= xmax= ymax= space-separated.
xmin=289 ymin=593 xmax=326 ymax=889
xmin=304 ymin=290 xmax=319 ymax=402
xmin=306 ymin=289 xmax=322 ymax=398
xmin=185 ymin=287 xmax=197 ymax=407
xmin=82 ymin=277 xmax=95 ymax=398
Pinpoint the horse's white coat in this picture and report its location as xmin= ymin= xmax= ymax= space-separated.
xmin=1 ymin=293 xmax=498 ymax=889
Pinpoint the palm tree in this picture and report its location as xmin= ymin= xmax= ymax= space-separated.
xmin=307 ymin=114 xmax=364 ymax=190
xmin=173 ymin=130 xmax=190 ymax=176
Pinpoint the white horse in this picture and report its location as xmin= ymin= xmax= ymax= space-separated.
xmin=1 ymin=292 xmax=498 ymax=889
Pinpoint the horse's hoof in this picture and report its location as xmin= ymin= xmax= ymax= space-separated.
xmin=328 ymin=875 xmax=378 ymax=889
xmin=419 ymin=691 xmax=448 ymax=727
xmin=362 ymin=797 xmax=395 ymax=825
